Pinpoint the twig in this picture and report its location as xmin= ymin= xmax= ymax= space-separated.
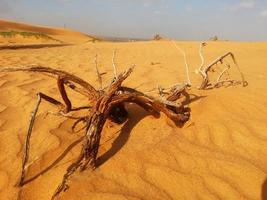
xmin=171 ymin=41 xmax=191 ymax=86
xmin=58 ymin=77 xmax=72 ymax=113
xmin=214 ymin=80 xmax=236 ymax=88
xmin=46 ymin=111 xmax=88 ymax=120
xmin=94 ymin=54 xmax=103 ymax=90
xmin=18 ymin=93 xmax=41 ymax=186
xmin=0 ymin=66 xmax=100 ymax=100
xmin=204 ymin=52 xmax=234 ymax=73
xmin=144 ymin=83 xmax=185 ymax=95
xmin=158 ymin=85 xmax=164 ymax=96
xmin=24 ymin=156 xmax=40 ymax=170
xmin=216 ymin=64 xmax=230 ymax=84
xmin=198 ymin=42 xmax=206 ymax=73
xmin=196 ymin=43 xmax=247 ymax=89
xmin=112 ymin=50 xmax=118 ymax=80
xmin=231 ymin=56 xmax=247 ymax=87
xmin=157 ymin=97 xmax=182 ymax=107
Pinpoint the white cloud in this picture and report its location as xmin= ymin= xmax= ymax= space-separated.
xmin=239 ymin=1 xmax=255 ymax=8
xmin=153 ymin=10 xmax=161 ymax=15
xmin=185 ymin=6 xmax=193 ymax=12
xmin=228 ymin=0 xmax=256 ymax=11
xmin=143 ymin=2 xmax=150 ymax=7
xmin=260 ymin=9 xmax=267 ymax=17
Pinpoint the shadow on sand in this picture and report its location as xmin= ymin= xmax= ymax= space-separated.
xmin=21 ymin=93 xmax=205 ymax=185
xmin=22 ymin=104 xmax=152 ymax=185
xmin=96 ymin=104 xmax=152 ymax=167
xmin=96 ymin=93 xmax=207 ymax=167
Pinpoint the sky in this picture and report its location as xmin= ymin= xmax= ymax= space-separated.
xmin=0 ymin=0 xmax=267 ymax=41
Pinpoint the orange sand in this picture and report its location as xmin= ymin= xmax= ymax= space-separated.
xmin=0 ymin=21 xmax=267 ymax=200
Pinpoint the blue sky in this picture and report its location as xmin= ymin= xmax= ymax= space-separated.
xmin=1 ymin=0 xmax=267 ymax=40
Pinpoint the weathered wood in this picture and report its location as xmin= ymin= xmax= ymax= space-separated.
xmin=57 ymin=77 xmax=72 ymax=113
xmin=0 ymin=66 xmax=100 ymax=100
xmin=1 ymin=64 xmax=190 ymax=200
xmin=18 ymin=94 xmax=41 ymax=186
xmin=197 ymin=43 xmax=247 ymax=89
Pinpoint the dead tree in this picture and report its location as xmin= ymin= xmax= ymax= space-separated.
xmin=197 ymin=42 xmax=247 ymax=89
xmin=0 ymin=63 xmax=190 ymax=199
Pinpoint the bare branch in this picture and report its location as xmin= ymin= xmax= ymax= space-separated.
xmin=216 ymin=64 xmax=231 ymax=84
xmin=18 ymin=93 xmax=41 ymax=186
xmin=112 ymin=50 xmax=118 ymax=80
xmin=1 ymin=63 xmax=190 ymax=200
xmin=197 ymin=42 xmax=207 ymax=74
xmin=171 ymin=41 xmax=191 ymax=86
xmin=196 ymin=43 xmax=247 ymax=89
xmin=94 ymin=54 xmax=103 ymax=90
xmin=51 ymin=66 xmax=189 ymax=199
xmin=0 ymin=66 xmax=99 ymax=100
xmin=204 ymin=52 xmax=234 ymax=73
xmin=58 ymin=77 xmax=72 ymax=113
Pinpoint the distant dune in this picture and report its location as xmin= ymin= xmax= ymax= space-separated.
xmin=0 ymin=19 xmax=100 ymax=44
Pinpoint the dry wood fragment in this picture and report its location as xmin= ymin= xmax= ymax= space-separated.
xmin=18 ymin=93 xmax=41 ymax=186
xmin=196 ymin=43 xmax=247 ymax=89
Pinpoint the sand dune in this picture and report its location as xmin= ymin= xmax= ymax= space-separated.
xmin=0 ymin=19 xmax=99 ymax=44
xmin=0 ymin=39 xmax=267 ymax=200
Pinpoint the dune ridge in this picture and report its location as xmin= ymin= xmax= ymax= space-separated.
xmin=0 ymin=19 xmax=100 ymax=44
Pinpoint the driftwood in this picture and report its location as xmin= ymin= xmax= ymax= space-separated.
xmin=0 ymin=62 xmax=190 ymax=199
xmin=197 ymin=42 xmax=247 ymax=89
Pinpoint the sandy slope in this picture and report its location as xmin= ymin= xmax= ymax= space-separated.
xmin=0 ymin=40 xmax=267 ymax=200
xmin=0 ymin=19 xmax=98 ymax=44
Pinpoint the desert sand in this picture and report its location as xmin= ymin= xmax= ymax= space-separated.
xmin=0 ymin=20 xmax=267 ymax=200
xmin=0 ymin=19 xmax=98 ymax=45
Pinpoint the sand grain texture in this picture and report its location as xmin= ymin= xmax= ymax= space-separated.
xmin=0 ymin=39 xmax=266 ymax=200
